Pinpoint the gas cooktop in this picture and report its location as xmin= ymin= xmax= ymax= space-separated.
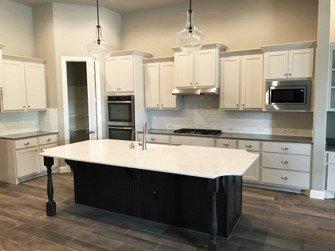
xmin=173 ymin=128 xmax=222 ymax=136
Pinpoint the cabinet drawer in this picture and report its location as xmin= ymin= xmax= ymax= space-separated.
xmin=327 ymin=164 xmax=335 ymax=192
xmin=38 ymin=134 xmax=58 ymax=145
xmin=137 ymin=133 xmax=170 ymax=144
xmin=263 ymin=141 xmax=311 ymax=156
xmin=15 ymin=137 xmax=38 ymax=150
xmin=170 ymin=136 xmax=215 ymax=147
xmin=328 ymin=152 xmax=335 ymax=164
xmin=216 ymin=139 xmax=237 ymax=149
xmin=238 ymin=140 xmax=260 ymax=152
xmin=262 ymin=168 xmax=310 ymax=189
xmin=263 ymin=153 xmax=310 ymax=172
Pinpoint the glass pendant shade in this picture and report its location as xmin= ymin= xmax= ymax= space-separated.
xmin=88 ymin=26 xmax=111 ymax=61
xmin=176 ymin=10 xmax=204 ymax=53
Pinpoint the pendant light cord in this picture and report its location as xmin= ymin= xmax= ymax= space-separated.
xmin=96 ymin=0 xmax=101 ymax=44
xmin=188 ymin=0 xmax=193 ymax=33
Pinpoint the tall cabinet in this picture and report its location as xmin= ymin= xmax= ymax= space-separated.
xmin=1 ymin=55 xmax=47 ymax=112
xmin=220 ymin=50 xmax=263 ymax=110
xmin=144 ymin=57 xmax=177 ymax=109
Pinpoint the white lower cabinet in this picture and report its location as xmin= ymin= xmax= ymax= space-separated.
xmin=16 ymin=147 xmax=40 ymax=178
xmin=238 ymin=140 xmax=261 ymax=182
xmin=170 ymin=136 xmax=215 ymax=147
xmin=137 ymin=133 xmax=170 ymax=144
xmin=0 ymin=133 xmax=58 ymax=185
xmin=262 ymin=168 xmax=310 ymax=189
xmin=326 ymin=152 xmax=335 ymax=192
xmin=216 ymin=138 xmax=237 ymax=149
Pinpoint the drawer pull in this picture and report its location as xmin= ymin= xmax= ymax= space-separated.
xmin=281 ymin=147 xmax=289 ymax=151
xmin=281 ymin=160 xmax=288 ymax=164
xmin=245 ymin=144 xmax=252 ymax=148
xmin=281 ymin=176 xmax=288 ymax=180
xmin=24 ymin=142 xmax=30 ymax=146
xmin=150 ymin=137 xmax=156 ymax=141
xmin=223 ymin=143 xmax=229 ymax=147
xmin=46 ymin=138 xmax=51 ymax=142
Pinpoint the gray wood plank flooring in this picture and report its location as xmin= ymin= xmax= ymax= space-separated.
xmin=0 ymin=173 xmax=335 ymax=250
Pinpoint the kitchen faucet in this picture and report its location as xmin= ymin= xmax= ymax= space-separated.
xmin=142 ymin=122 xmax=148 ymax=150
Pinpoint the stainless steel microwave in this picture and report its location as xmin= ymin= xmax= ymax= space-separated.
xmin=265 ymin=79 xmax=312 ymax=111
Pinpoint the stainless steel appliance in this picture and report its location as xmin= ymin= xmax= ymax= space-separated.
xmin=172 ymin=86 xmax=220 ymax=95
xmin=265 ymin=79 xmax=312 ymax=111
xmin=173 ymin=128 xmax=222 ymax=136
xmin=107 ymin=95 xmax=135 ymax=140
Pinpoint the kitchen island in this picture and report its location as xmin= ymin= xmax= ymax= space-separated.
xmin=40 ymin=139 xmax=258 ymax=250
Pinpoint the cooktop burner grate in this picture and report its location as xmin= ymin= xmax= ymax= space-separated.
xmin=173 ymin=128 xmax=222 ymax=136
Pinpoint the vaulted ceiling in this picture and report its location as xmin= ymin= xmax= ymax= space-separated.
xmin=12 ymin=0 xmax=189 ymax=13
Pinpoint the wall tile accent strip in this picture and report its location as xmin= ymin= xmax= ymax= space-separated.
xmin=146 ymin=96 xmax=313 ymax=137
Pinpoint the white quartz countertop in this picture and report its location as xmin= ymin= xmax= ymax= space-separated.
xmin=40 ymin=139 xmax=259 ymax=179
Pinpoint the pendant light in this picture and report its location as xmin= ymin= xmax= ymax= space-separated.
xmin=176 ymin=0 xmax=204 ymax=53
xmin=87 ymin=0 xmax=111 ymax=60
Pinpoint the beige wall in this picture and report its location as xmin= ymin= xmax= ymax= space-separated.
xmin=33 ymin=4 xmax=57 ymax=108
xmin=0 ymin=0 xmax=34 ymax=57
xmin=122 ymin=0 xmax=318 ymax=57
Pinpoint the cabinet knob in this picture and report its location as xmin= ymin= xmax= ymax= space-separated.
xmin=236 ymin=104 xmax=239 ymax=107
xmin=161 ymin=104 xmax=164 ymax=107
xmin=151 ymin=137 xmax=156 ymax=141
xmin=288 ymin=73 xmax=292 ymax=76
xmin=281 ymin=147 xmax=289 ymax=151
xmin=46 ymin=138 xmax=51 ymax=142
xmin=281 ymin=160 xmax=288 ymax=164
xmin=245 ymin=144 xmax=252 ymax=148
xmin=281 ymin=176 xmax=288 ymax=180
xmin=284 ymin=73 xmax=288 ymax=76
xmin=190 ymin=83 xmax=193 ymax=85
xmin=24 ymin=142 xmax=30 ymax=146
xmin=223 ymin=143 xmax=229 ymax=147
xmin=242 ymin=104 xmax=245 ymax=107
xmin=156 ymin=104 xmax=159 ymax=107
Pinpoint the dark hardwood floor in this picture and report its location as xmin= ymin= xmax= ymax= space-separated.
xmin=0 ymin=173 xmax=335 ymax=250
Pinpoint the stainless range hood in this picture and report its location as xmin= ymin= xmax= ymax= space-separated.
xmin=172 ymin=87 xmax=220 ymax=95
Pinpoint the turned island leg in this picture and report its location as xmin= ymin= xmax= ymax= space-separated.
xmin=44 ymin=156 xmax=56 ymax=216
xmin=208 ymin=178 xmax=219 ymax=251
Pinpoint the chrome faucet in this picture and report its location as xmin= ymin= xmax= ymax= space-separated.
xmin=129 ymin=130 xmax=137 ymax=149
xmin=142 ymin=122 xmax=148 ymax=150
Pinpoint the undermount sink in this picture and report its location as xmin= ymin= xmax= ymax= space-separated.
xmin=131 ymin=142 xmax=170 ymax=150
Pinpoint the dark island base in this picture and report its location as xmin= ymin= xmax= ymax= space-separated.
xmin=66 ymin=160 xmax=242 ymax=241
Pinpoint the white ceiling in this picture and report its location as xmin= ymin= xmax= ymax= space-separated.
xmin=12 ymin=0 xmax=189 ymax=13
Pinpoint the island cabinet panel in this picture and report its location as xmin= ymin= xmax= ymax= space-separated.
xmin=69 ymin=161 xmax=139 ymax=217
xmin=66 ymin=160 xmax=243 ymax=239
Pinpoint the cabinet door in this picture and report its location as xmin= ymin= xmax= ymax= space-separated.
xmin=159 ymin=62 xmax=176 ymax=109
xmin=2 ymin=60 xmax=26 ymax=111
xmin=220 ymin=57 xmax=240 ymax=109
xmin=16 ymin=147 xmax=40 ymax=178
xmin=240 ymin=54 xmax=263 ymax=109
xmin=195 ymin=49 xmax=217 ymax=87
xmin=144 ymin=63 xmax=160 ymax=108
xmin=174 ymin=52 xmax=194 ymax=88
xmin=39 ymin=143 xmax=59 ymax=172
xmin=0 ymin=58 xmax=4 ymax=88
xmin=105 ymin=58 xmax=118 ymax=92
xmin=118 ymin=56 xmax=134 ymax=92
xmin=24 ymin=62 xmax=47 ymax=110
xmin=289 ymin=49 xmax=314 ymax=78
xmin=327 ymin=164 xmax=335 ymax=192
xmin=264 ymin=51 xmax=289 ymax=79
xmin=243 ymin=157 xmax=260 ymax=181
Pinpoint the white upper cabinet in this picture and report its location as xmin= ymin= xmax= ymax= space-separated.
xmin=159 ymin=62 xmax=176 ymax=109
xmin=195 ymin=49 xmax=218 ymax=87
xmin=2 ymin=58 xmax=47 ymax=112
xmin=220 ymin=57 xmax=240 ymax=109
xmin=264 ymin=48 xmax=314 ymax=80
xmin=2 ymin=59 xmax=26 ymax=111
xmin=173 ymin=44 xmax=225 ymax=89
xmin=145 ymin=60 xmax=177 ymax=109
xmin=240 ymin=54 xmax=263 ymax=109
xmin=24 ymin=62 xmax=47 ymax=110
xmin=264 ymin=51 xmax=288 ymax=79
xmin=289 ymin=49 xmax=314 ymax=78
xmin=174 ymin=52 xmax=194 ymax=88
xmin=145 ymin=63 xmax=160 ymax=108
xmin=105 ymin=55 xmax=134 ymax=93
xmin=220 ymin=53 xmax=263 ymax=110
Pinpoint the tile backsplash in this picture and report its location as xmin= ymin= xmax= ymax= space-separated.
xmin=146 ymin=96 xmax=313 ymax=137
xmin=0 ymin=109 xmax=59 ymax=136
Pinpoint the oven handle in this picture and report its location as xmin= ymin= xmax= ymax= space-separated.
xmin=107 ymin=101 xmax=132 ymax=104
xmin=108 ymin=126 xmax=134 ymax=130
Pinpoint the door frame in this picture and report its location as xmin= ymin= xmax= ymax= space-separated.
xmin=61 ymin=56 xmax=98 ymax=144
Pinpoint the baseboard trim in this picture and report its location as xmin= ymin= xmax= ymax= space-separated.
xmin=310 ymin=190 xmax=335 ymax=200
xmin=243 ymin=181 xmax=301 ymax=194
